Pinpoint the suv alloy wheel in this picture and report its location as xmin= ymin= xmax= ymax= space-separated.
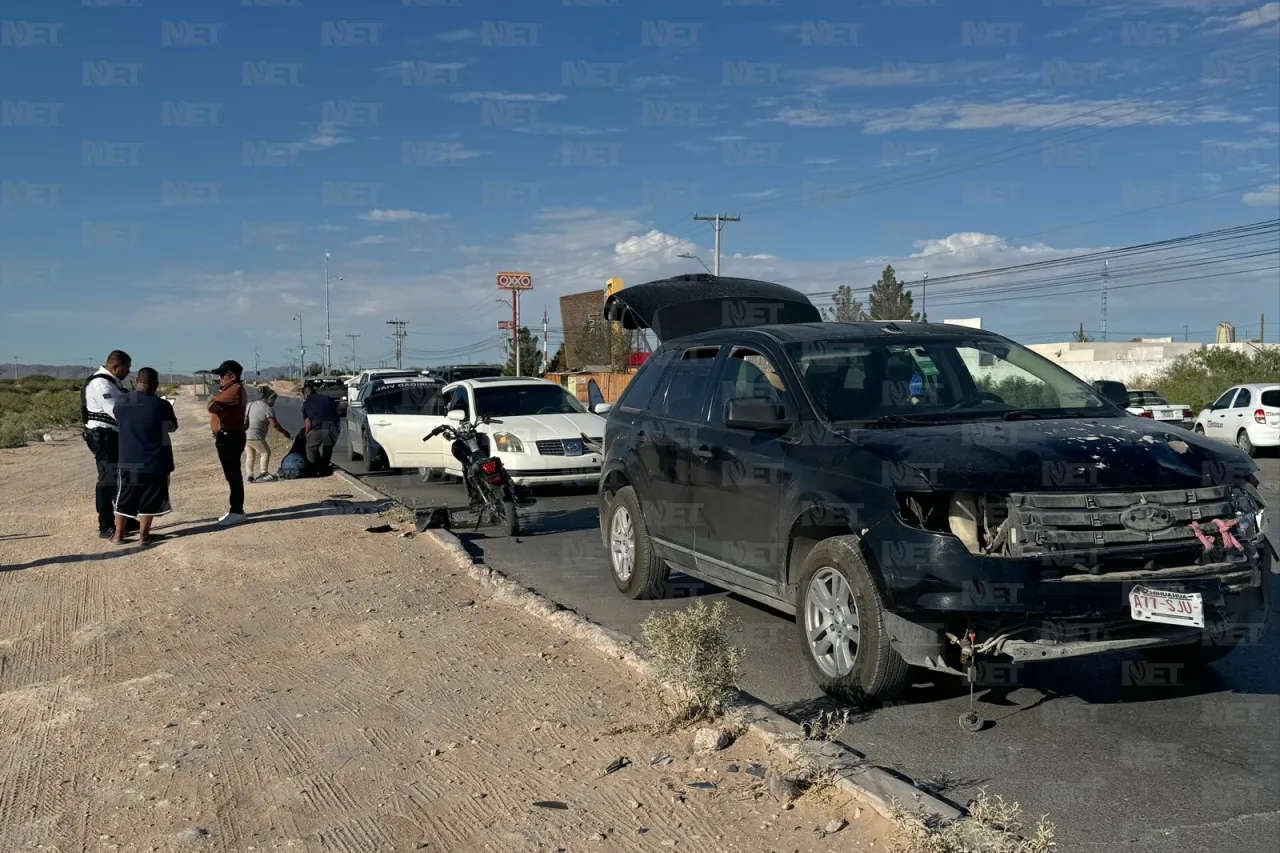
xmin=605 ymin=486 xmax=668 ymax=599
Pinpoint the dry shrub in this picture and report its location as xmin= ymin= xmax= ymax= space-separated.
xmin=800 ymin=708 xmax=852 ymax=743
xmin=890 ymin=790 xmax=1056 ymax=853
xmin=640 ymin=599 xmax=745 ymax=730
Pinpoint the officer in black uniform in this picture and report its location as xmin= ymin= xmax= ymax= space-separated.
xmin=83 ymin=350 xmax=134 ymax=538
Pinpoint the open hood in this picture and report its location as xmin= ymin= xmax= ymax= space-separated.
xmin=603 ymin=274 xmax=821 ymax=342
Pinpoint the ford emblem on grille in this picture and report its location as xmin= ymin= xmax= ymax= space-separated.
xmin=1119 ymin=504 xmax=1174 ymax=532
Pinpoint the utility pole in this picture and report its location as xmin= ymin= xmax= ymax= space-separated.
xmin=692 ymin=213 xmax=740 ymax=276
xmin=323 ymin=252 xmax=332 ymax=375
xmin=1100 ymin=260 xmax=1110 ymax=343
xmin=921 ymin=272 xmax=929 ymax=323
xmin=543 ymin=309 xmax=549 ymax=372
xmin=514 ymin=290 xmax=521 ymax=376
xmin=1182 ymin=324 xmax=1188 ymax=342
xmin=168 ymin=360 xmax=174 ymax=385
xmin=253 ymin=347 xmax=260 ymax=380
xmin=386 ymin=319 xmax=407 ymax=369
xmin=345 ymin=334 xmax=360 ymax=372
xmin=11 ymin=357 xmax=17 ymax=380
xmin=293 ymin=313 xmax=305 ymax=377
xmin=1261 ymin=314 xmax=1265 ymax=344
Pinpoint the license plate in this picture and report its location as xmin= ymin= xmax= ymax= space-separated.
xmin=1130 ymin=585 xmax=1204 ymax=628
xmin=562 ymin=439 xmax=583 ymax=457
xmin=1157 ymin=409 xmax=1178 ymax=419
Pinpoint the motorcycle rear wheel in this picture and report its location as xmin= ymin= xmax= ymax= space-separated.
xmin=501 ymin=498 xmax=519 ymax=537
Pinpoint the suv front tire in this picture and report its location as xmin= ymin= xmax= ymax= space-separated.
xmin=795 ymin=537 xmax=910 ymax=704
xmin=605 ymin=486 xmax=668 ymax=599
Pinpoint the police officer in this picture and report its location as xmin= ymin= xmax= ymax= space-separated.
xmin=83 ymin=350 xmax=133 ymax=538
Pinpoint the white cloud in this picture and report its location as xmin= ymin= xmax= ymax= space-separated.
xmin=1242 ymin=183 xmax=1280 ymax=205
xmin=435 ymin=29 xmax=476 ymax=42
xmin=448 ymin=91 xmax=567 ymax=104
xmin=629 ymin=74 xmax=685 ymax=90
xmin=304 ymin=124 xmax=352 ymax=150
xmin=711 ymin=135 xmax=745 ymax=142
xmin=359 ymin=209 xmax=449 ymax=224
xmin=354 ymin=234 xmax=396 ymax=246
xmin=675 ymin=141 xmax=713 ymax=154
xmin=1227 ymin=2 xmax=1280 ymax=28
xmin=772 ymin=98 xmax=1252 ymax=133
xmin=317 ymin=224 xmax=347 ymax=232
xmin=509 ymin=124 xmax=623 ymax=136
xmin=736 ymin=189 xmax=778 ymax=199
xmin=805 ymin=157 xmax=840 ymax=166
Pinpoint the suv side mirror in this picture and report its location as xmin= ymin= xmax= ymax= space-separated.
xmin=446 ymin=408 xmax=467 ymax=422
xmin=593 ymin=402 xmax=612 ymax=415
xmin=725 ymin=398 xmax=789 ymax=433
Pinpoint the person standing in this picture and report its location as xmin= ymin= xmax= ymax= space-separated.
xmin=207 ymin=359 xmax=248 ymax=525
xmin=83 ymin=350 xmax=132 ymax=538
xmin=301 ymin=382 xmax=341 ymax=476
xmin=245 ymin=386 xmax=290 ymax=483
xmin=112 ymin=367 xmax=178 ymax=545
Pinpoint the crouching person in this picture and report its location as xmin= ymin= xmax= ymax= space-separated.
xmin=113 ymin=367 xmax=178 ymax=546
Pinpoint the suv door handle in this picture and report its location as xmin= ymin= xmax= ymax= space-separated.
xmin=691 ymin=444 xmax=713 ymax=460
xmin=373 ymin=420 xmax=392 ymax=426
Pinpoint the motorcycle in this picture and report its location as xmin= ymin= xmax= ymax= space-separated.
xmin=424 ymin=410 xmax=528 ymax=536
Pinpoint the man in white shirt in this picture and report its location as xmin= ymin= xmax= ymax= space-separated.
xmin=83 ymin=350 xmax=132 ymax=538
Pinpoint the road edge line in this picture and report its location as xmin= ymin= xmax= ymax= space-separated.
xmin=422 ymin=525 xmax=963 ymax=827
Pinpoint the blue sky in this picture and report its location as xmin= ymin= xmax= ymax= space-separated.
xmin=1 ymin=0 xmax=1277 ymax=372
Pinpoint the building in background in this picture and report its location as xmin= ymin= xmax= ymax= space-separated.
xmin=558 ymin=289 xmax=606 ymax=371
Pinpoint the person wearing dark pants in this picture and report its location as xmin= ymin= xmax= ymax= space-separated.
xmin=206 ymin=359 xmax=248 ymax=525
xmin=301 ymin=382 xmax=341 ymax=476
xmin=112 ymin=367 xmax=178 ymax=546
xmin=82 ymin=350 xmax=134 ymax=538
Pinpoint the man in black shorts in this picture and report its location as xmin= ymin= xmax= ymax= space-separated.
xmin=113 ymin=367 xmax=178 ymax=545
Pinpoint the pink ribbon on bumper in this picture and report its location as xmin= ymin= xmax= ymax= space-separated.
xmin=1189 ymin=521 xmax=1215 ymax=551
xmin=1189 ymin=518 xmax=1245 ymax=552
xmin=1214 ymin=518 xmax=1244 ymax=552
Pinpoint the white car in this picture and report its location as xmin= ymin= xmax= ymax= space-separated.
xmin=366 ymin=377 xmax=607 ymax=485
xmin=347 ymin=367 xmax=421 ymax=403
xmin=1193 ymin=383 xmax=1280 ymax=457
xmin=1124 ymin=389 xmax=1193 ymax=429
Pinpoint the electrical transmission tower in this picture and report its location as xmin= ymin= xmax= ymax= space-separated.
xmin=386 ymin=320 xmax=407 ymax=369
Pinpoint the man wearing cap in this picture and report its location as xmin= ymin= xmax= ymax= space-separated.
xmin=207 ymin=359 xmax=248 ymax=525
xmin=83 ymin=350 xmax=135 ymax=538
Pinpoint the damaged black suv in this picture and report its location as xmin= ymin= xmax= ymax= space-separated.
xmin=596 ymin=275 xmax=1273 ymax=707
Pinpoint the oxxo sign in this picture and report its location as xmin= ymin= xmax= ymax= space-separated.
xmin=496 ymin=271 xmax=532 ymax=290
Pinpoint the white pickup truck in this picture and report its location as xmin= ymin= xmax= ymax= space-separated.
xmin=1125 ymin=389 xmax=1194 ymax=428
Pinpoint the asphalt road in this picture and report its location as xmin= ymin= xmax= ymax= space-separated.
xmin=276 ymin=399 xmax=1280 ymax=851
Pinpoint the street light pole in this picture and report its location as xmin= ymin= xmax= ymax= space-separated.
xmin=921 ymin=272 xmax=929 ymax=322
xmin=324 ymin=252 xmax=331 ymax=375
xmin=293 ymin=313 xmax=305 ymax=380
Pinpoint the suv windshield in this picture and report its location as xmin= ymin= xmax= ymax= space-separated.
xmin=786 ymin=337 xmax=1115 ymax=423
xmin=474 ymin=384 xmax=587 ymax=417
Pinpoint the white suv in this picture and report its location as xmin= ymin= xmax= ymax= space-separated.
xmin=1194 ymin=383 xmax=1280 ymax=456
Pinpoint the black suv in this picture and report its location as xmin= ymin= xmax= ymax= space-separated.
xmin=597 ymin=275 xmax=1272 ymax=703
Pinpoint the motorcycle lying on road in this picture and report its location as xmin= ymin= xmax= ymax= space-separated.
xmin=424 ymin=410 xmax=531 ymax=536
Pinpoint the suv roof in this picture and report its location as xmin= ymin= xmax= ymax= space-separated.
xmin=657 ymin=321 xmax=1002 ymax=348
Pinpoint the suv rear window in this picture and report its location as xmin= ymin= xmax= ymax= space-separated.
xmin=657 ymin=347 xmax=719 ymax=422
xmin=616 ymin=349 xmax=675 ymax=410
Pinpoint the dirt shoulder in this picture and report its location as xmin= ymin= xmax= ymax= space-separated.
xmin=0 ymin=389 xmax=896 ymax=852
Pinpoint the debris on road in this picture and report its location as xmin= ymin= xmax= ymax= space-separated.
xmin=364 ymin=523 xmax=393 ymax=533
xmin=693 ymin=726 xmax=733 ymax=753
xmin=533 ymin=801 xmax=570 ymax=810
xmin=600 ymin=756 xmax=631 ymax=777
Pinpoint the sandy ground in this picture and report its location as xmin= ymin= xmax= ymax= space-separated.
xmin=0 ymin=390 xmax=897 ymax=853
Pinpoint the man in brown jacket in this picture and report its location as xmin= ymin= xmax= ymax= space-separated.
xmin=206 ymin=359 xmax=248 ymax=525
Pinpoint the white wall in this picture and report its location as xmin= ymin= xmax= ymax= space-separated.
xmin=1024 ymin=341 xmax=1280 ymax=387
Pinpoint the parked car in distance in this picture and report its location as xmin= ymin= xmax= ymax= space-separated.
xmin=429 ymin=364 xmax=505 ymax=384
xmin=1194 ymin=383 xmax=1280 ymax=457
xmin=597 ymin=274 xmax=1272 ymax=710
xmin=346 ymin=368 xmax=421 ymax=404
xmin=303 ymin=376 xmax=350 ymax=418
xmin=408 ymin=377 xmax=606 ymax=486
xmin=1125 ymin=388 xmax=1194 ymax=428
xmin=346 ymin=376 xmax=445 ymax=472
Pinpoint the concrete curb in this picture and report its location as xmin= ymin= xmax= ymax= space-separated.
xmin=422 ymin=526 xmax=963 ymax=827
xmin=335 ymin=469 xmax=962 ymax=826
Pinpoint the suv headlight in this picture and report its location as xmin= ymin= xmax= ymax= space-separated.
xmin=493 ymin=432 xmax=525 ymax=453
xmin=1231 ymin=485 xmax=1265 ymax=540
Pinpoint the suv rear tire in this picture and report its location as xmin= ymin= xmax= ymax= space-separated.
xmin=795 ymin=537 xmax=910 ymax=704
xmin=605 ymin=486 xmax=668 ymax=599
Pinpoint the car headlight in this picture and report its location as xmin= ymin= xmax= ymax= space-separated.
xmin=493 ymin=432 xmax=525 ymax=453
